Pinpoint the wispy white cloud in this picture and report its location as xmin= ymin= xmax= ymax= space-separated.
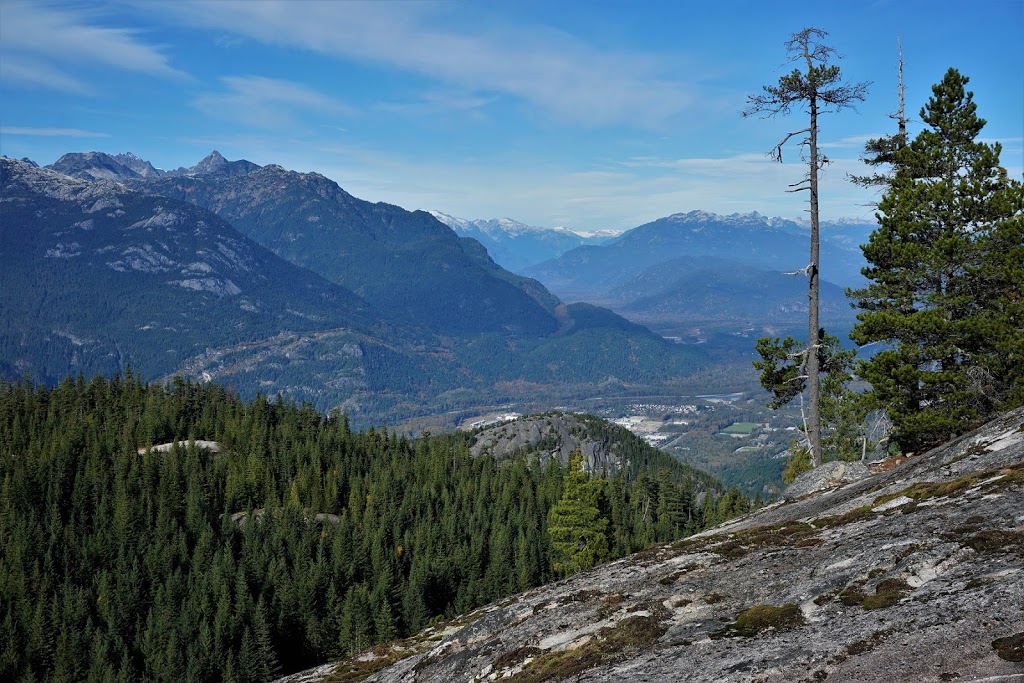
xmin=193 ymin=76 xmax=356 ymax=130
xmin=0 ymin=2 xmax=186 ymax=93
xmin=377 ymin=90 xmax=499 ymax=118
xmin=156 ymin=0 xmax=695 ymax=128
xmin=819 ymin=135 xmax=875 ymax=149
xmin=0 ymin=56 xmax=92 ymax=95
xmin=2 ymin=126 xmax=110 ymax=137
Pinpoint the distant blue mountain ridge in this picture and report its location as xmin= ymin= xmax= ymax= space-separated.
xmin=431 ymin=208 xmax=874 ymax=330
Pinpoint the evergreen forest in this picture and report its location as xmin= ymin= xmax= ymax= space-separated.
xmin=0 ymin=374 xmax=744 ymax=683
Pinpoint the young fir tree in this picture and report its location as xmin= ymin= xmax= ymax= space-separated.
xmin=743 ymin=27 xmax=869 ymax=467
xmin=547 ymin=451 xmax=609 ymax=576
xmin=850 ymin=68 xmax=1024 ymax=452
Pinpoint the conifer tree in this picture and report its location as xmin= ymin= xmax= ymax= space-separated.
xmin=547 ymin=451 xmax=609 ymax=576
xmin=850 ymin=68 xmax=1024 ymax=452
xmin=743 ymin=27 xmax=869 ymax=466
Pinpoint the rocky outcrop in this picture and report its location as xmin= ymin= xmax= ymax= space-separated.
xmin=469 ymin=413 xmax=622 ymax=474
xmin=138 ymin=440 xmax=223 ymax=454
xmin=782 ymin=459 xmax=869 ymax=500
xmin=280 ymin=407 xmax=1024 ymax=682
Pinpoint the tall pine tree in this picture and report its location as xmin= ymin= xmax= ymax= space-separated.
xmin=851 ymin=68 xmax=1024 ymax=452
xmin=743 ymin=28 xmax=869 ymax=467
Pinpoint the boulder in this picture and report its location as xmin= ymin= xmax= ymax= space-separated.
xmin=783 ymin=459 xmax=869 ymax=500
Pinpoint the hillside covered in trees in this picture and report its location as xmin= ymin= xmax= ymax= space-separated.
xmin=0 ymin=374 xmax=744 ymax=683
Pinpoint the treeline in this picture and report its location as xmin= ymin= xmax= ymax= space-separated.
xmin=0 ymin=374 xmax=743 ymax=683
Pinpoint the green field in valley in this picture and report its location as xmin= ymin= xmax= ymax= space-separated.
xmin=722 ymin=422 xmax=759 ymax=435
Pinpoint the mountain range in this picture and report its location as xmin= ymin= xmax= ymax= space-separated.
xmin=0 ymin=157 xmax=391 ymax=387
xmin=429 ymin=211 xmax=619 ymax=273
xmin=4 ymin=149 xmax=881 ymax=425
xmin=2 ymin=153 xmax=707 ymax=424
xmin=43 ymin=153 xmax=876 ymax=339
xmin=521 ymin=210 xmax=875 ymax=332
xmin=48 ymin=149 xmax=259 ymax=181
xmin=49 ymin=150 xmax=565 ymax=337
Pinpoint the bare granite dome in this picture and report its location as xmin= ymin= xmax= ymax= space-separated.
xmin=469 ymin=413 xmax=624 ymax=474
xmin=277 ymin=407 xmax=1024 ymax=683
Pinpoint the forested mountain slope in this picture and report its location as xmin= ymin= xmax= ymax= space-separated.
xmin=0 ymin=157 xmax=382 ymax=384
xmin=2 ymin=156 xmax=708 ymax=424
xmin=0 ymin=375 xmax=737 ymax=682
xmin=607 ymin=255 xmax=855 ymax=327
xmin=130 ymin=163 xmax=561 ymax=336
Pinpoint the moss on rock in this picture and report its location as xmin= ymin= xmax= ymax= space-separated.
xmin=509 ymin=611 xmax=669 ymax=682
xmin=992 ymin=632 xmax=1024 ymax=662
xmin=712 ymin=603 xmax=805 ymax=639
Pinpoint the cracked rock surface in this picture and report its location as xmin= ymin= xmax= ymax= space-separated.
xmin=279 ymin=408 xmax=1024 ymax=683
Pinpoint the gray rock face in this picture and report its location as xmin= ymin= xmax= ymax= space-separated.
xmin=179 ymin=150 xmax=260 ymax=178
xmin=783 ymin=459 xmax=870 ymax=500
xmin=281 ymin=408 xmax=1024 ymax=683
xmin=469 ymin=413 xmax=622 ymax=474
xmin=48 ymin=151 xmax=143 ymax=181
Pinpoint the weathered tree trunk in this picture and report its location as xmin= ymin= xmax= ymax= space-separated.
xmin=807 ymin=94 xmax=822 ymax=467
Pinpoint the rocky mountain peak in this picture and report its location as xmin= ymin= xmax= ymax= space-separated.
xmin=112 ymin=152 xmax=163 ymax=178
xmin=47 ymin=151 xmax=143 ymax=182
xmin=187 ymin=152 xmax=260 ymax=178
xmin=427 ymin=209 xmax=468 ymax=229
xmin=4 ymin=155 xmax=119 ymax=201
xmin=277 ymin=407 xmax=1024 ymax=683
xmin=192 ymin=150 xmax=228 ymax=174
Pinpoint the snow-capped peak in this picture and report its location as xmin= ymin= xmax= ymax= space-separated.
xmin=428 ymin=210 xmax=472 ymax=230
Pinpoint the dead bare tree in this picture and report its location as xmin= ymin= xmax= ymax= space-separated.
xmin=850 ymin=35 xmax=909 ymax=192
xmin=743 ymin=27 xmax=869 ymax=467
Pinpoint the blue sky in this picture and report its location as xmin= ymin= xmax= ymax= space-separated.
xmin=1 ymin=0 xmax=1021 ymax=233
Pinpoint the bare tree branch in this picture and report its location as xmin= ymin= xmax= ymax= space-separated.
xmin=769 ymin=129 xmax=811 ymax=162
